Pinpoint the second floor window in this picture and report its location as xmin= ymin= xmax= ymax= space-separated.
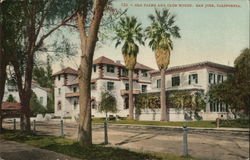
xmin=217 ymin=74 xmax=223 ymax=83
xmin=189 ymin=74 xmax=198 ymax=85
xmin=125 ymin=83 xmax=129 ymax=90
xmin=107 ymin=82 xmax=114 ymax=90
xmin=107 ymin=65 xmax=115 ymax=73
xmin=73 ymin=87 xmax=77 ymax=92
xmin=58 ymin=75 xmax=61 ymax=81
xmin=141 ymin=70 xmax=148 ymax=77
xmin=122 ymin=69 xmax=128 ymax=76
xmin=156 ymin=79 xmax=161 ymax=88
xmin=172 ymin=76 xmax=180 ymax=86
xmin=91 ymin=83 xmax=96 ymax=90
xmin=209 ymin=73 xmax=215 ymax=84
xmin=58 ymin=88 xmax=61 ymax=95
xmin=142 ymin=85 xmax=147 ymax=93
xmin=93 ymin=65 xmax=96 ymax=72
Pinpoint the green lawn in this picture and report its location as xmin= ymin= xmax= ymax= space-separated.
xmin=0 ymin=131 xmax=206 ymax=160
xmin=92 ymin=118 xmax=249 ymax=128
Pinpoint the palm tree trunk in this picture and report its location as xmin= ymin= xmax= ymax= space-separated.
xmin=160 ymin=69 xmax=168 ymax=121
xmin=128 ymin=69 xmax=134 ymax=119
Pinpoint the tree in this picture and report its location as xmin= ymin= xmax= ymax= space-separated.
xmin=169 ymin=90 xmax=206 ymax=120
xmin=30 ymin=92 xmax=46 ymax=116
xmin=0 ymin=0 xmax=23 ymax=133
xmin=6 ymin=94 xmax=17 ymax=103
xmin=98 ymin=91 xmax=117 ymax=121
xmin=114 ymin=16 xmax=144 ymax=119
xmin=8 ymin=0 xmax=77 ymax=132
xmin=145 ymin=9 xmax=181 ymax=121
xmin=76 ymin=0 xmax=109 ymax=146
xmin=209 ymin=48 xmax=250 ymax=117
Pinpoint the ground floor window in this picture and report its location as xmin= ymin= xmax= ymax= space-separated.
xmin=91 ymin=100 xmax=97 ymax=109
xmin=210 ymin=101 xmax=228 ymax=112
xmin=73 ymin=99 xmax=78 ymax=110
xmin=124 ymin=96 xmax=129 ymax=109
xmin=57 ymin=101 xmax=61 ymax=110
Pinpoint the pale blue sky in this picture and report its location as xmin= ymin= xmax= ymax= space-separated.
xmin=52 ymin=0 xmax=249 ymax=72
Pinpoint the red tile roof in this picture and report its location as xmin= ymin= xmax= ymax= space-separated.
xmin=135 ymin=62 xmax=154 ymax=71
xmin=93 ymin=56 xmax=124 ymax=67
xmin=1 ymin=102 xmax=22 ymax=110
xmin=52 ymin=67 xmax=78 ymax=77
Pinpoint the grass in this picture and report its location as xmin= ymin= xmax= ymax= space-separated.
xmin=93 ymin=118 xmax=217 ymax=128
xmin=0 ymin=130 xmax=206 ymax=160
xmin=92 ymin=118 xmax=249 ymax=128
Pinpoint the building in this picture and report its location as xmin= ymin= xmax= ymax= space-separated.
xmin=147 ymin=61 xmax=234 ymax=121
xmin=53 ymin=57 xmax=234 ymax=121
xmin=3 ymin=80 xmax=49 ymax=107
xmin=52 ymin=56 xmax=153 ymax=118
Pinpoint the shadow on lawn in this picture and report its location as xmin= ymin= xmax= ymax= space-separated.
xmin=42 ymin=142 xmax=162 ymax=160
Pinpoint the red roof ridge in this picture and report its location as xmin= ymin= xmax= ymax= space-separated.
xmin=52 ymin=67 xmax=78 ymax=77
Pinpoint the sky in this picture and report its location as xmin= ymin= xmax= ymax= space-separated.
xmin=51 ymin=0 xmax=249 ymax=73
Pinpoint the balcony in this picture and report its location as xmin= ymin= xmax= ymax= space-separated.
xmin=65 ymin=92 xmax=79 ymax=98
xmin=120 ymin=89 xmax=140 ymax=96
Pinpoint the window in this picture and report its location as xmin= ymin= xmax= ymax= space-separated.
xmin=107 ymin=65 xmax=115 ymax=73
xmin=125 ymin=83 xmax=129 ymax=90
xmin=57 ymin=101 xmax=61 ymax=110
xmin=142 ymin=85 xmax=147 ymax=93
xmin=39 ymin=97 xmax=43 ymax=104
xmin=141 ymin=70 xmax=148 ymax=77
xmin=73 ymin=87 xmax=77 ymax=93
xmin=58 ymin=88 xmax=61 ymax=95
xmin=73 ymin=99 xmax=78 ymax=110
xmin=172 ymin=76 xmax=180 ymax=86
xmin=107 ymin=82 xmax=114 ymax=90
xmin=91 ymin=100 xmax=96 ymax=109
xmin=209 ymin=73 xmax=216 ymax=84
xmin=93 ymin=65 xmax=96 ymax=72
xmin=156 ymin=79 xmax=161 ymax=88
xmin=217 ymin=74 xmax=223 ymax=83
xmin=122 ymin=69 xmax=128 ymax=76
xmin=189 ymin=74 xmax=198 ymax=85
xmin=124 ymin=97 xmax=129 ymax=109
xmin=91 ymin=83 xmax=96 ymax=90
xmin=210 ymin=101 xmax=226 ymax=112
xmin=58 ymin=75 xmax=61 ymax=81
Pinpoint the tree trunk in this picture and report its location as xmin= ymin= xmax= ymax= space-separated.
xmin=78 ymin=56 xmax=93 ymax=146
xmin=128 ymin=69 xmax=134 ymax=119
xmin=76 ymin=0 xmax=108 ymax=146
xmin=0 ymin=60 xmax=7 ymax=133
xmin=160 ymin=69 xmax=168 ymax=121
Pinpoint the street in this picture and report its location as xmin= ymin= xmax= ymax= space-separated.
xmin=2 ymin=121 xmax=249 ymax=160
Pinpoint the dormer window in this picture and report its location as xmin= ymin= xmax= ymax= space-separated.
xmin=107 ymin=65 xmax=115 ymax=73
xmin=141 ymin=70 xmax=148 ymax=77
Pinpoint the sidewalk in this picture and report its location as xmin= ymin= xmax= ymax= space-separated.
xmin=0 ymin=139 xmax=80 ymax=160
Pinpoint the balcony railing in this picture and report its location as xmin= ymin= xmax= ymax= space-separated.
xmin=120 ymin=89 xmax=140 ymax=96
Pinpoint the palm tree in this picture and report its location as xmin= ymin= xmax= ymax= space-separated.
xmin=146 ymin=9 xmax=181 ymax=121
xmin=114 ymin=16 xmax=144 ymax=119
